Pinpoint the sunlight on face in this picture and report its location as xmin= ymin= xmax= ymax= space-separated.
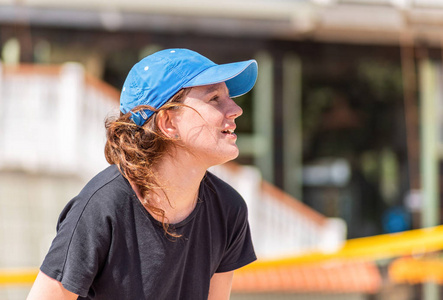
xmin=174 ymin=82 xmax=243 ymax=168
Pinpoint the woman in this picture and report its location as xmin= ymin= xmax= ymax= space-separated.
xmin=27 ymin=48 xmax=258 ymax=299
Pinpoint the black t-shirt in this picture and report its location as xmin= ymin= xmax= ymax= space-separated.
xmin=40 ymin=165 xmax=256 ymax=299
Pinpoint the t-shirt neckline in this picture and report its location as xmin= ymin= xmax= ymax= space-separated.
xmin=121 ymin=173 xmax=205 ymax=229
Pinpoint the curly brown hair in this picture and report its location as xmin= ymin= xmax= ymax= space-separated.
xmin=104 ymin=88 xmax=191 ymax=237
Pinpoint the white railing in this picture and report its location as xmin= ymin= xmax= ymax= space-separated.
xmin=210 ymin=163 xmax=347 ymax=259
xmin=0 ymin=63 xmax=119 ymax=179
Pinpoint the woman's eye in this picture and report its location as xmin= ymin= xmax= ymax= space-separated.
xmin=209 ymin=96 xmax=219 ymax=102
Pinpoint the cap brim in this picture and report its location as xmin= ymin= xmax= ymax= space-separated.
xmin=183 ymin=60 xmax=258 ymax=97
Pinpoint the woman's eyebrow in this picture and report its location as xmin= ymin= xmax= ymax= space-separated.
xmin=203 ymin=85 xmax=219 ymax=95
xmin=203 ymin=83 xmax=228 ymax=95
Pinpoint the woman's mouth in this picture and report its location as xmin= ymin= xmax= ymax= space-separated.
xmin=221 ymin=129 xmax=237 ymax=138
xmin=222 ymin=129 xmax=234 ymax=134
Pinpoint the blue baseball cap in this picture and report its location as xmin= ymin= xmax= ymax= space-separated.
xmin=120 ymin=48 xmax=258 ymax=126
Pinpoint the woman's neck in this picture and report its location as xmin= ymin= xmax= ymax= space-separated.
xmin=131 ymin=152 xmax=208 ymax=224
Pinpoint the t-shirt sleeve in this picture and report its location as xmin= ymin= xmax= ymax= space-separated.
xmin=40 ymin=194 xmax=112 ymax=297
xmin=215 ymin=202 xmax=256 ymax=273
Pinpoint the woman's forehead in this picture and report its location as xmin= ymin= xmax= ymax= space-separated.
xmin=189 ymin=82 xmax=229 ymax=96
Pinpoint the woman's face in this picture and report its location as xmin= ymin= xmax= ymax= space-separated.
xmin=173 ymin=82 xmax=243 ymax=167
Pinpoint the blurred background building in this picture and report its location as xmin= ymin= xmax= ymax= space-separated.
xmin=2 ymin=0 xmax=443 ymax=299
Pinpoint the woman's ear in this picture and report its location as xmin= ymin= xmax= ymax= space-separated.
xmin=157 ymin=109 xmax=179 ymax=138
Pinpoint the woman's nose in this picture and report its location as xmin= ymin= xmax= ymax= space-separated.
xmin=226 ymin=98 xmax=243 ymax=119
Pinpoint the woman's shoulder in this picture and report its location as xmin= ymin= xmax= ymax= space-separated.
xmin=203 ymin=171 xmax=247 ymax=210
xmin=79 ymin=165 xmax=132 ymax=200
xmin=59 ymin=165 xmax=133 ymax=222
xmin=204 ymin=171 xmax=239 ymax=193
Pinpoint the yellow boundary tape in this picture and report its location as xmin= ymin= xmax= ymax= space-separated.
xmin=237 ymin=224 xmax=443 ymax=273
xmin=0 ymin=269 xmax=38 ymax=286
xmin=3 ymin=225 xmax=443 ymax=285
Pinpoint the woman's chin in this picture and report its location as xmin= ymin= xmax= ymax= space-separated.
xmin=217 ymin=148 xmax=240 ymax=165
